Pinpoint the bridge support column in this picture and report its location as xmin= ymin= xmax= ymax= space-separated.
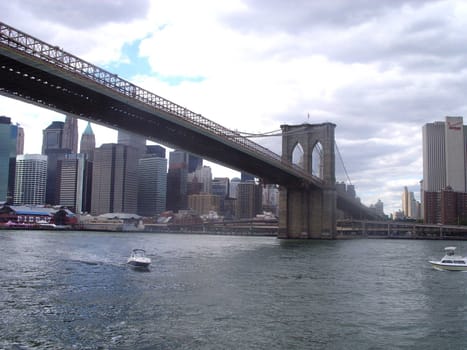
xmin=278 ymin=186 xmax=336 ymax=238
xmin=279 ymin=123 xmax=337 ymax=239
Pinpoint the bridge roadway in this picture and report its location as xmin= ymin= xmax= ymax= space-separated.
xmin=0 ymin=22 xmax=378 ymax=219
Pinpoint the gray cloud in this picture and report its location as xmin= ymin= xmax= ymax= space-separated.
xmin=1 ymin=0 xmax=150 ymax=29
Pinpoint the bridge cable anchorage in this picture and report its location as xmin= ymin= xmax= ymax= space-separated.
xmin=335 ymin=142 xmax=352 ymax=185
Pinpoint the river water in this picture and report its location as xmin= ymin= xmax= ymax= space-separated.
xmin=1 ymin=230 xmax=467 ymax=349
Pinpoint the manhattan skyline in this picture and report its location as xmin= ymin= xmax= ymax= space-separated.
xmin=3 ymin=0 xmax=467 ymax=213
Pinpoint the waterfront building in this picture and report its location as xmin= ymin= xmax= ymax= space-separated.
xmin=188 ymin=193 xmax=220 ymax=216
xmin=57 ymin=154 xmax=85 ymax=213
xmin=0 ymin=116 xmax=20 ymax=203
xmin=422 ymin=116 xmax=467 ymax=223
xmin=137 ymin=156 xmax=167 ymax=216
xmin=62 ymin=115 xmax=79 ymax=154
xmin=91 ymin=144 xmax=138 ymax=215
xmin=166 ymin=150 xmax=189 ymax=212
xmin=236 ymin=181 xmax=262 ymax=219
xmin=13 ymin=154 xmax=47 ymax=205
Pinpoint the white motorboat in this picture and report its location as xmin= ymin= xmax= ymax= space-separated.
xmin=429 ymin=247 xmax=467 ymax=271
xmin=127 ymin=249 xmax=151 ymax=268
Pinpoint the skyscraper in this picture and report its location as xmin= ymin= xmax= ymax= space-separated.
xmin=91 ymin=143 xmax=138 ymax=215
xmin=13 ymin=154 xmax=47 ymax=205
xmin=57 ymin=154 xmax=85 ymax=213
xmin=137 ymin=156 xmax=167 ymax=216
xmin=62 ymin=115 xmax=79 ymax=154
xmin=79 ymin=122 xmax=96 ymax=161
xmin=422 ymin=116 xmax=467 ymax=223
xmin=0 ymin=117 xmax=19 ymax=203
xmin=79 ymin=122 xmax=95 ymax=213
xmin=236 ymin=181 xmax=262 ymax=219
xmin=42 ymin=121 xmax=70 ymax=205
xmin=118 ymin=130 xmax=146 ymax=159
xmin=166 ymin=150 xmax=189 ymax=212
xmin=422 ymin=116 xmax=466 ymax=193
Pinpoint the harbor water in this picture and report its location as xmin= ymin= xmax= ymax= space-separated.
xmin=2 ymin=230 xmax=467 ymax=349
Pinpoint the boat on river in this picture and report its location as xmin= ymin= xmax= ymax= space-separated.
xmin=127 ymin=249 xmax=151 ymax=268
xmin=429 ymin=247 xmax=467 ymax=271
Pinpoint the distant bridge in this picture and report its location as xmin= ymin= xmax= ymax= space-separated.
xmin=0 ymin=22 xmax=380 ymax=238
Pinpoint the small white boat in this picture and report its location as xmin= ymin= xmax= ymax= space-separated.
xmin=127 ymin=249 xmax=151 ymax=268
xmin=429 ymin=246 xmax=467 ymax=271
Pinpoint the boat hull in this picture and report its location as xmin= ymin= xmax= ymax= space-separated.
xmin=429 ymin=261 xmax=467 ymax=271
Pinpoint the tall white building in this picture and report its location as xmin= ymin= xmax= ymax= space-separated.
xmin=422 ymin=116 xmax=466 ymax=192
xmin=13 ymin=154 xmax=47 ymax=205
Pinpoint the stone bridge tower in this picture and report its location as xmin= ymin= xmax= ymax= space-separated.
xmin=279 ymin=123 xmax=336 ymax=238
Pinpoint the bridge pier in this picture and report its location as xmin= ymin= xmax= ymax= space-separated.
xmin=279 ymin=123 xmax=337 ymax=238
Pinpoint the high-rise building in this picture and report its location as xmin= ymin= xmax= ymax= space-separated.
xmin=16 ymin=126 xmax=24 ymax=155
xmin=146 ymin=145 xmax=166 ymax=158
xmin=229 ymin=177 xmax=241 ymax=199
xmin=422 ymin=116 xmax=466 ymax=193
xmin=187 ymin=166 xmax=212 ymax=194
xmin=137 ymin=156 xmax=167 ymax=216
xmin=236 ymin=181 xmax=262 ymax=219
xmin=78 ymin=122 xmax=95 ymax=213
xmin=13 ymin=154 xmax=47 ymax=205
xmin=188 ymin=193 xmax=220 ymax=216
xmin=422 ymin=116 xmax=467 ymax=223
xmin=42 ymin=121 xmax=70 ymax=205
xmin=91 ymin=144 xmax=138 ymax=215
xmin=212 ymin=177 xmax=230 ymax=215
xmin=118 ymin=130 xmax=146 ymax=159
xmin=166 ymin=150 xmax=189 ymax=212
xmin=262 ymin=184 xmax=279 ymax=216
xmin=57 ymin=154 xmax=85 ymax=213
xmin=79 ymin=122 xmax=96 ymax=161
xmin=0 ymin=117 xmax=19 ymax=203
xmin=62 ymin=115 xmax=79 ymax=154
xmin=188 ymin=154 xmax=203 ymax=173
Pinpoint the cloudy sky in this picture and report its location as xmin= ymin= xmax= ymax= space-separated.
xmin=1 ymin=0 xmax=466 ymax=214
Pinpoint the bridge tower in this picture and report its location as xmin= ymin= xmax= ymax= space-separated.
xmin=279 ymin=123 xmax=337 ymax=238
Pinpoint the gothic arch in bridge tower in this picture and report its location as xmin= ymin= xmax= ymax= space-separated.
xmin=279 ymin=123 xmax=337 ymax=239
xmin=291 ymin=142 xmax=305 ymax=169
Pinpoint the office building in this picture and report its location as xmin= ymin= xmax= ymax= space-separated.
xmin=422 ymin=116 xmax=467 ymax=223
xmin=146 ymin=145 xmax=166 ymax=158
xmin=188 ymin=193 xmax=220 ymax=216
xmin=187 ymin=165 xmax=212 ymax=195
xmin=0 ymin=117 xmax=20 ymax=203
xmin=62 ymin=115 xmax=79 ymax=154
xmin=91 ymin=144 xmax=138 ymax=215
xmin=236 ymin=181 xmax=262 ymax=219
xmin=137 ymin=156 xmax=167 ymax=216
xmin=166 ymin=150 xmax=189 ymax=212
xmin=188 ymin=154 xmax=203 ymax=172
xmin=79 ymin=122 xmax=96 ymax=161
xmin=212 ymin=177 xmax=229 ymax=215
xmin=57 ymin=154 xmax=85 ymax=213
xmin=229 ymin=177 xmax=241 ymax=199
xmin=42 ymin=121 xmax=71 ymax=205
xmin=262 ymin=184 xmax=279 ymax=216
xmin=13 ymin=154 xmax=47 ymax=205
xmin=118 ymin=130 xmax=146 ymax=159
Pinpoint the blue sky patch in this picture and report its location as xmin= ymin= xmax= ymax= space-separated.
xmin=106 ymin=39 xmax=205 ymax=86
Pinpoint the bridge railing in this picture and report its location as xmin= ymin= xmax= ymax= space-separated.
xmin=0 ymin=22 xmax=320 ymax=184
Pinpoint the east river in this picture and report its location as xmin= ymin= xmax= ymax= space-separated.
xmin=2 ymin=230 xmax=467 ymax=349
